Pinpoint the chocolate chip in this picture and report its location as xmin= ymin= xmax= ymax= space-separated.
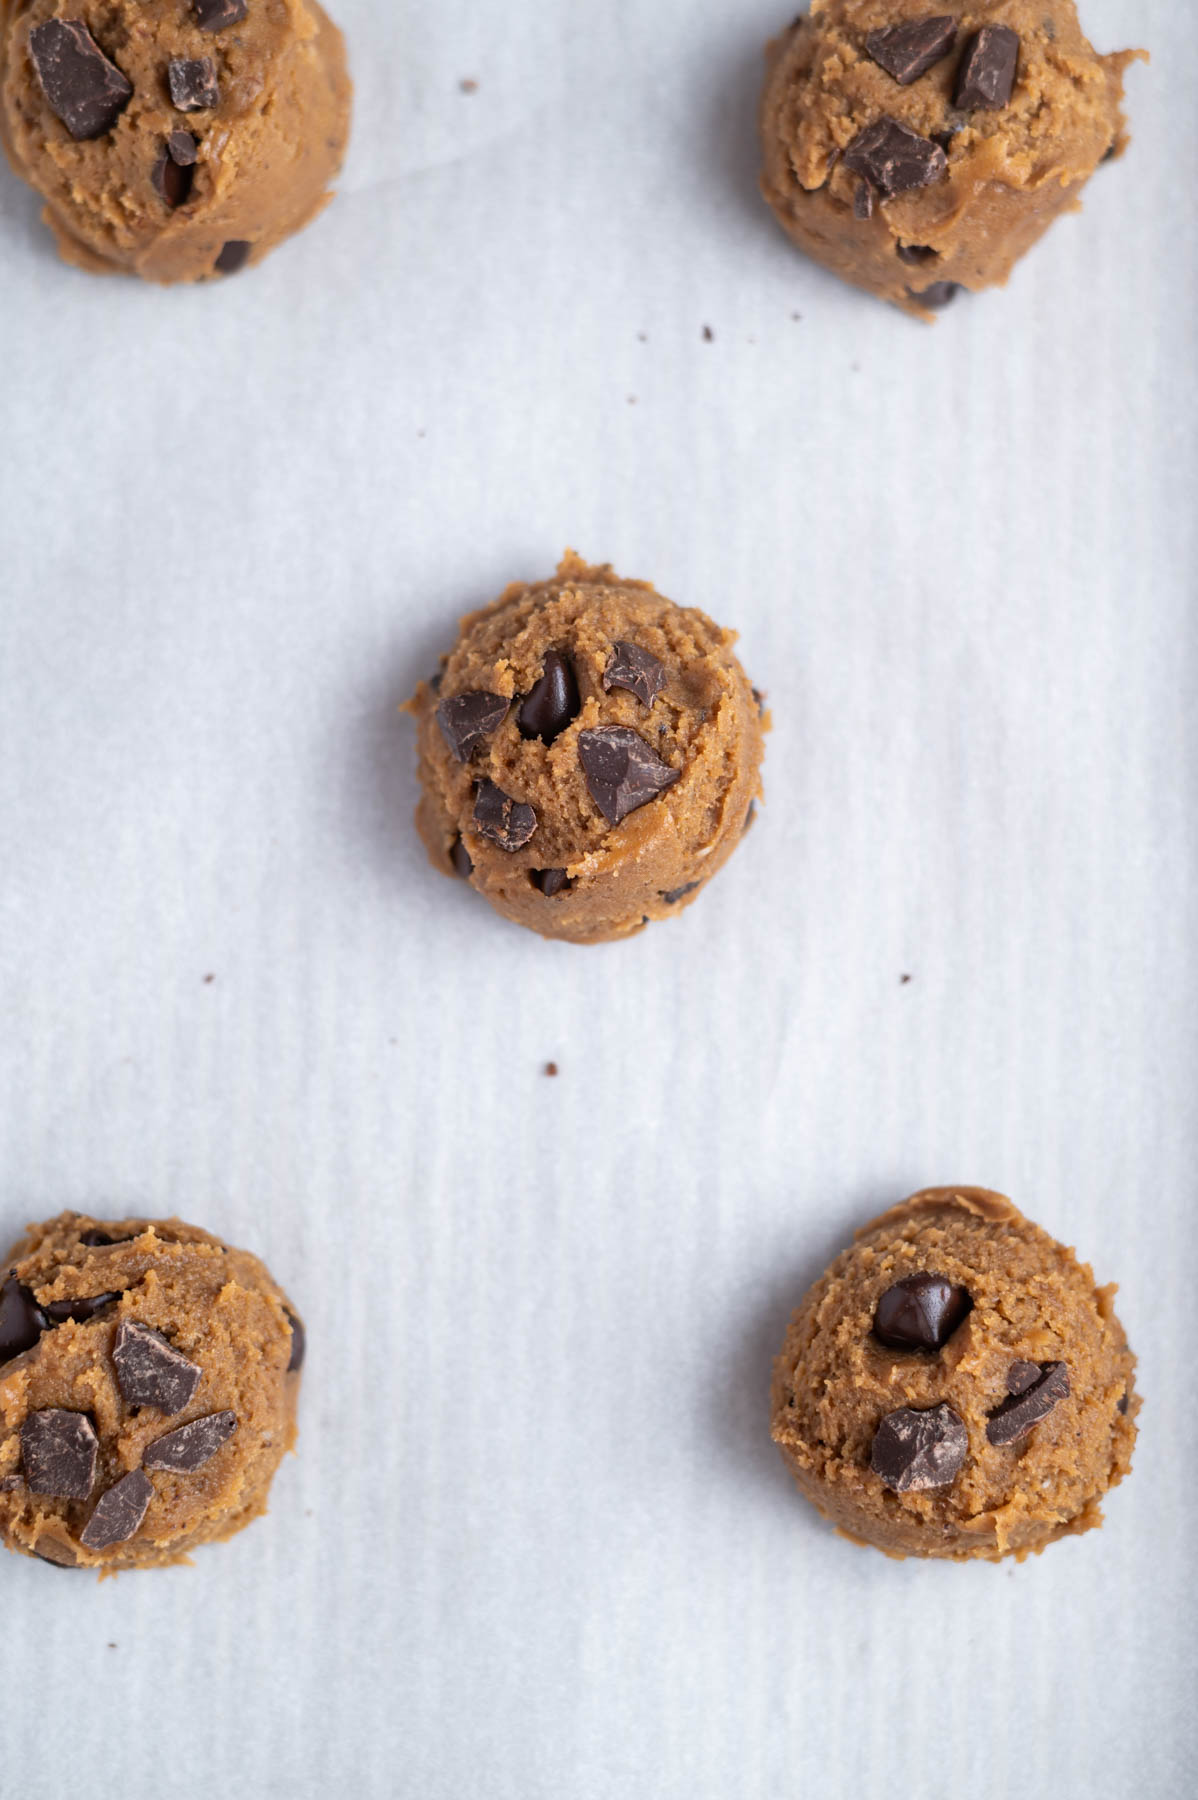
xmin=167 ymin=130 xmax=199 ymax=166
xmin=864 ymin=16 xmax=957 ymax=85
xmin=215 ymin=240 xmax=252 ymax=275
xmin=34 ymin=1545 xmax=81 ymax=1568
xmin=871 ymin=1403 xmax=968 ymax=1492
xmin=954 ymin=26 xmax=1020 ymax=110
xmin=112 ymin=1321 xmax=202 ymax=1415
xmin=144 ymin=1411 xmax=237 ymax=1472
xmin=602 ymin=642 xmax=666 ymax=708
xmin=20 ymin=1410 xmax=98 ymax=1499
xmin=0 ymin=1273 xmax=47 ymax=1363
xmin=853 ymin=180 xmax=873 ymax=220
xmin=873 ymin=1273 xmax=972 ymax=1351
xmin=986 ymin=1361 xmax=1069 ymax=1446
xmin=285 ymin=1309 xmax=305 ymax=1372
xmin=152 ymin=149 xmax=194 ymax=208
xmin=897 ymin=243 xmax=938 ymax=264
xmin=844 ymin=118 xmax=946 ymax=198
xmin=577 ymin=727 xmax=680 ymax=826
xmin=532 ymin=868 xmax=571 ymax=896
xmin=1117 ymin=1390 xmax=1130 ymax=1414
xmin=168 ymin=56 xmax=220 ymax=111
xmin=662 ymin=881 xmax=700 ymax=904
xmin=436 ymin=691 xmax=509 ymax=762
xmin=1005 ymin=1359 xmax=1041 ymax=1395
xmin=472 ymin=780 xmax=537 ymax=851
xmin=80 ymin=1470 xmax=153 ymax=1550
xmin=517 ymin=653 xmax=580 ymax=744
xmin=29 ymin=20 xmax=133 ymax=141
xmin=43 ymin=1292 xmax=121 ymax=1325
xmin=912 ymin=281 xmax=959 ymax=308
xmin=192 ymin=0 xmax=249 ymax=30
xmin=78 ymin=1230 xmax=120 ymax=1247
xmin=449 ymin=837 xmax=474 ymax=879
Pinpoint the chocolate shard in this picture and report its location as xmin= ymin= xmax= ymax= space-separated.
xmin=112 ymin=1321 xmax=202 ymax=1415
xmin=577 ymin=726 xmax=680 ymax=826
xmin=517 ymin=652 xmax=580 ymax=743
xmin=1005 ymin=1359 xmax=1041 ymax=1396
xmin=954 ymin=26 xmax=1020 ymax=111
xmin=144 ymin=1410 xmax=237 ymax=1472
xmin=168 ymin=56 xmax=220 ymax=112
xmin=79 ymin=1470 xmax=153 ymax=1550
xmin=472 ymin=779 xmax=538 ymax=851
xmin=285 ymin=1309 xmax=305 ymax=1372
xmin=844 ymin=117 xmax=946 ymax=197
xmin=873 ymin=1273 xmax=972 ymax=1352
xmin=20 ymin=1410 xmax=99 ymax=1499
xmin=853 ymin=180 xmax=873 ymax=220
xmin=0 ymin=1273 xmax=47 ymax=1363
xmin=29 ymin=20 xmax=133 ymax=141
xmin=449 ymin=837 xmax=474 ymax=879
xmin=871 ymin=1402 xmax=968 ymax=1492
xmin=531 ymin=867 xmax=571 ymax=897
xmin=191 ymin=0 xmax=249 ymax=31
xmin=167 ymin=130 xmax=199 ymax=167
xmin=152 ymin=148 xmax=194 ymax=208
xmin=602 ymin=642 xmax=666 ymax=708
xmin=912 ymin=281 xmax=959 ymax=308
xmin=986 ymin=1361 xmax=1069 ymax=1446
xmin=43 ymin=1291 xmax=121 ymax=1325
xmin=436 ymin=690 xmax=509 ymax=762
xmin=662 ymin=880 xmax=700 ymax=904
xmin=215 ymin=240 xmax=252 ymax=275
xmin=864 ymin=16 xmax=957 ymax=85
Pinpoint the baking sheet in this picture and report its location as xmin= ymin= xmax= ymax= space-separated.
xmin=1 ymin=2 xmax=1194 ymax=1795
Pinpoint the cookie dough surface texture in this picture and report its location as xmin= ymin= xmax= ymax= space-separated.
xmin=771 ymin=1187 xmax=1138 ymax=1560
xmin=760 ymin=2 xmax=1141 ymax=317
xmin=0 ymin=1212 xmax=301 ymax=1570
xmin=409 ymin=553 xmax=766 ymax=946
xmin=0 ymin=0 xmax=351 ymax=282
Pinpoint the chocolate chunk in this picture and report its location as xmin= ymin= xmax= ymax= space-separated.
xmin=844 ymin=118 xmax=946 ymax=197
xmin=168 ymin=56 xmax=220 ymax=111
xmin=912 ymin=281 xmax=959 ymax=308
xmin=662 ymin=881 xmax=700 ymax=904
xmin=43 ymin=1291 xmax=121 ymax=1325
xmin=577 ymin=727 xmax=680 ymax=826
xmin=167 ymin=130 xmax=199 ymax=166
xmin=472 ymin=780 xmax=537 ymax=851
xmin=986 ymin=1361 xmax=1069 ymax=1446
xmin=215 ymin=240 xmax=252 ymax=275
xmin=602 ymin=642 xmax=666 ymax=709
xmin=853 ymin=180 xmax=873 ymax=220
xmin=865 ymin=16 xmax=957 ymax=85
xmin=871 ymin=1403 xmax=968 ymax=1492
xmin=517 ymin=652 xmax=580 ymax=744
xmin=532 ymin=868 xmax=571 ymax=897
xmin=112 ymin=1321 xmax=202 ymax=1415
xmin=285 ymin=1309 xmax=305 ymax=1372
xmin=20 ymin=1410 xmax=98 ymax=1499
xmin=0 ymin=1273 xmax=47 ymax=1363
xmin=896 ymin=243 xmax=938 ymax=264
xmin=1005 ymin=1359 xmax=1041 ymax=1396
xmin=79 ymin=1230 xmax=120 ymax=1247
xmin=144 ymin=1410 xmax=237 ymax=1472
xmin=873 ymin=1273 xmax=972 ymax=1352
xmin=954 ymin=26 xmax=1020 ymax=111
xmin=436 ymin=691 xmax=509 ymax=762
xmin=1117 ymin=1390 xmax=1130 ymax=1415
xmin=29 ymin=20 xmax=133 ymax=141
xmin=192 ymin=0 xmax=249 ymax=30
xmin=80 ymin=1470 xmax=153 ymax=1550
xmin=152 ymin=147 xmax=194 ymax=208
xmin=449 ymin=837 xmax=474 ymax=879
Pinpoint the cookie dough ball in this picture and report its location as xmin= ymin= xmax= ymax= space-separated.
xmin=408 ymin=553 xmax=766 ymax=946
xmin=771 ymin=1187 xmax=1138 ymax=1560
xmin=0 ymin=1212 xmax=302 ymax=1570
xmin=760 ymin=2 xmax=1142 ymax=317
xmin=0 ymin=0 xmax=351 ymax=282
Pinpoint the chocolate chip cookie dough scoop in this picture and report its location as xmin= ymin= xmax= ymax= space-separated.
xmin=0 ymin=1212 xmax=303 ymax=1569
xmin=770 ymin=1188 xmax=1138 ymax=1560
xmin=759 ymin=2 xmax=1143 ymax=317
xmin=0 ymin=0 xmax=351 ymax=282
xmin=407 ymin=554 xmax=766 ymax=946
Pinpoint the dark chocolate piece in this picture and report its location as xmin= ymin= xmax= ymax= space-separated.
xmin=215 ymin=240 xmax=252 ymax=275
xmin=865 ymin=16 xmax=957 ymax=85
xmin=1005 ymin=1359 xmax=1041 ymax=1396
xmin=873 ymin=1273 xmax=972 ymax=1351
xmin=577 ymin=727 xmax=680 ymax=826
xmin=532 ymin=868 xmax=571 ymax=896
xmin=449 ymin=837 xmax=474 ymax=879
xmin=20 ymin=1410 xmax=98 ymax=1499
xmin=112 ymin=1321 xmax=202 ymax=1415
xmin=79 ymin=1230 xmax=121 ymax=1247
xmin=43 ymin=1291 xmax=121 ymax=1325
xmin=844 ymin=117 xmax=946 ymax=197
xmin=0 ymin=1273 xmax=47 ymax=1363
xmin=167 ymin=130 xmax=199 ymax=166
xmin=912 ymin=281 xmax=959 ymax=308
xmin=80 ymin=1470 xmax=153 ymax=1550
xmin=602 ymin=642 xmax=666 ymax=709
xmin=871 ymin=1403 xmax=968 ymax=1492
xmin=954 ymin=26 xmax=1020 ymax=111
xmin=853 ymin=180 xmax=873 ymax=220
xmin=472 ymin=780 xmax=537 ymax=851
xmin=192 ymin=0 xmax=248 ymax=30
xmin=896 ymin=243 xmax=938 ymax=264
xmin=986 ymin=1361 xmax=1069 ymax=1446
xmin=29 ymin=20 xmax=132 ymax=141
xmin=662 ymin=881 xmax=700 ymax=904
xmin=152 ymin=147 xmax=194 ymax=208
xmin=436 ymin=691 xmax=509 ymax=762
xmin=517 ymin=652 xmax=580 ymax=744
xmin=143 ymin=1410 xmax=237 ymax=1471
xmin=168 ymin=56 xmax=220 ymax=111
xmin=285 ymin=1309 xmax=305 ymax=1372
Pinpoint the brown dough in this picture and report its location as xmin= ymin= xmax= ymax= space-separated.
xmin=408 ymin=553 xmax=767 ymax=946
xmin=0 ymin=1212 xmax=300 ymax=1570
xmin=760 ymin=2 xmax=1143 ymax=318
xmin=771 ymin=1187 xmax=1138 ymax=1560
xmin=0 ymin=0 xmax=351 ymax=282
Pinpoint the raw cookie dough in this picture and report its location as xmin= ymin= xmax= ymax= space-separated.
xmin=771 ymin=1187 xmax=1138 ymax=1560
xmin=759 ymin=2 xmax=1142 ymax=318
xmin=0 ymin=1212 xmax=302 ymax=1569
xmin=0 ymin=0 xmax=351 ymax=282
xmin=408 ymin=553 xmax=767 ymax=946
